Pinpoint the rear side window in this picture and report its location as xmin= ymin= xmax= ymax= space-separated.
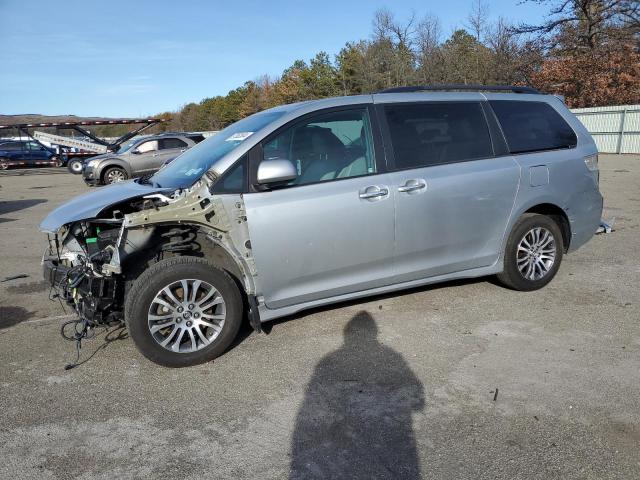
xmin=160 ymin=138 xmax=188 ymax=150
xmin=490 ymin=101 xmax=577 ymax=154
xmin=384 ymin=102 xmax=493 ymax=169
xmin=187 ymin=134 xmax=205 ymax=144
xmin=0 ymin=142 xmax=22 ymax=151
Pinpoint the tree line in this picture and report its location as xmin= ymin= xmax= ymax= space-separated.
xmin=7 ymin=0 xmax=637 ymax=139
xmin=61 ymin=0 xmax=640 ymax=137
xmin=159 ymin=0 xmax=638 ymax=133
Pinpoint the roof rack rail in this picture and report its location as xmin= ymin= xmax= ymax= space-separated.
xmin=378 ymin=84 xmax=540 ymax=94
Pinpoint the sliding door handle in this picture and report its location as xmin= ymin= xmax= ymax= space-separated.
xmin=398 ymin=179 xmax=427 ymax=193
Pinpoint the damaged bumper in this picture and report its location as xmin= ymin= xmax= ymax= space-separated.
xmin=42 ymin=234 xmax=122 ymax=324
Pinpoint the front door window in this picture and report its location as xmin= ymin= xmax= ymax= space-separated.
xmin=263 ymin=108 xmax=376 ymax=186
xmin=136 ymin=140 xmax=159 ymax=153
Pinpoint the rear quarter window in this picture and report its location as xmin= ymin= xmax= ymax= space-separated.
xmin=490 ymin=101 xmax=577 ymax=154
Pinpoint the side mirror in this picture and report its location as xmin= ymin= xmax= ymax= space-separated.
xmin=132 ymin=149 xmax=141 ymax=155
xmin=256 ymin=159 xmax=297 ymax=186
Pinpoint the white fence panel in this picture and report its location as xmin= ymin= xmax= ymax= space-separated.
xmin=571 ymin=105 xmax=640 ymax=154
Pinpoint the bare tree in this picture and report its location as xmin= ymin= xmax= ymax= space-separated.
xmin=466 ymin=0 xmax=490 ymax=41
xmin=372 ymin=7 xmax=417 ymax=47
xmin=513 ymin=0 xmax=640 ymax=50
xmin=486 ymin=17 xmax=544 ymax=84
xmin=466 ymin=0 xmax=491 ymax=82
xmin=415 ymin=14 xmax=443 ymax=84
xmin=371 ymin=8 xmax=418 ymax=88
xmin=416 ymin=14 xmax=442 ymax=53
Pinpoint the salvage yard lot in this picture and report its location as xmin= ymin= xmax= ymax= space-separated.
xmin=0 ymin=155 xmax=639 ymax=479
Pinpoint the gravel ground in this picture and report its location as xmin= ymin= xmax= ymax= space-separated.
xmin=0 ymin=155 xmax=638 ymax=479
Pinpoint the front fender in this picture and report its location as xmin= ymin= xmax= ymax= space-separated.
xmin=95 ymin=158 xmax=133 ymax=179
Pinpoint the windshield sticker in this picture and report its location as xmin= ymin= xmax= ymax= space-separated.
xmin=225 ymin=132 xmax=254 ymax=142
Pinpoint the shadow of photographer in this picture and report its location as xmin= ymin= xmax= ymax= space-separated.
xmin=290 ymin=310 xmax=424 ymax=479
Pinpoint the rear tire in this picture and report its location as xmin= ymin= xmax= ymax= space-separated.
xmin=497 ymin=213 xmax=564 ymax=291
xmin=67 ymin=158 xmax=84 ymax=174
xmin=125 ymin=256 xmax=243 ymax=367
xmin=103 ymin=166 xmax=128 ymax=184
xmin=0 ymin=158 xmax=8 ymax=170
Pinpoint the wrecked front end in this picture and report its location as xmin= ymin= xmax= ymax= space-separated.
xmin=40 ymin=177 xmax=257 ymax=337
xmin=41 ymin=192 xmax=169 ymax=328
xmin=43 ymin=220 xmax=123 ymax=324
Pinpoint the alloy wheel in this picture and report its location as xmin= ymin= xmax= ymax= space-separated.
xmin=106 ymin=169 xmax=125 ymax=183
xmin=147 ymin=279 xmax=226 ymax=353
xmin=516 ymin=227 xmax=557 ymax=281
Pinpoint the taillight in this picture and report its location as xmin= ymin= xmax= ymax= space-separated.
xmin=584 ymin=154 xmax=598 ymax=171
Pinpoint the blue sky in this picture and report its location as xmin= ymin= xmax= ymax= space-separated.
xmin=0 ymin=0 xmax=544 ymax=117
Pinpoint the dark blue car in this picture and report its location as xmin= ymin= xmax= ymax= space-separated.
xmin=0 ymin=140 xmax=61 ymax=169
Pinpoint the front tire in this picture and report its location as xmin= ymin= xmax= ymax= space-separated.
xmin=103 ymin=166 xmax=128 ymax=184
xmin=125 ymin=256 xmax=243 ymax=367
xmin=0 ymin=158 xmax=8 ymax=170
xmin=497 ymin=213 xmax=564 ymax=291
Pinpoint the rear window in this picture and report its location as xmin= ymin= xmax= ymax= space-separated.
xmin=160 ymin=138 xmax=188 ymax=150
xmin=384 ymin=102 xmax=493 ymax=170
xmin=490 ymin=101 xmax=577 ymax=154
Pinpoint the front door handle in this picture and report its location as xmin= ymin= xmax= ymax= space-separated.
xmin=359 ymin=186 xmax=389 ymax=199
xmin=398 ymin=179 xmax=427 ymax=193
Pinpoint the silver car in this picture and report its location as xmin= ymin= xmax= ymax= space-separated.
xmin=40 ymin=86 xmax=603 ymax=367
xmin=82 ymin=133 xmax=204 ymax=185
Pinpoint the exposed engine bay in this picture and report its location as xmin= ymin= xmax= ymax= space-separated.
xmin=42 ymin=177 xmax=258 ymax=362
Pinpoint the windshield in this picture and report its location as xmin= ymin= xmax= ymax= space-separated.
xmin=150 ymin=110 xmax=285 ymax=189
xmin=116 ymin=139 xmax=139 ymax=154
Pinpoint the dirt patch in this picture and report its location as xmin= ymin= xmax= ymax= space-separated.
xmin=0 ymin=306 xmax=35 ymax=329
xmin=6 ymin=280 xmax=49 ymax=295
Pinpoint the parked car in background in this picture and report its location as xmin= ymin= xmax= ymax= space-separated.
xmin=0 ymin=140 xmax=61 ymax=169
xmin=82 ymin=133 xmax=205 ymax=185
xmin=40 ymin=85 xmax=603 ymax=367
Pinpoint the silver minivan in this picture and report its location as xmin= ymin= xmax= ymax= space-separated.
xmin=40 ymin=86 xmax=603 ymax=367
